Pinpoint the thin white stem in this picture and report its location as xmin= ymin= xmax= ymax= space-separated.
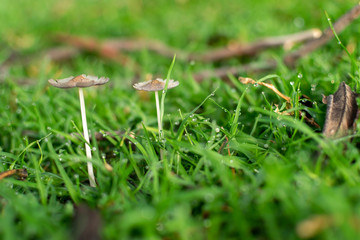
xmin=155 ymin=91 xmax=163 ymax=159
xmin=79 ymin=88 xmax=96 ymax=187
xmin=155 ymin=91 xmax=162 ymax=134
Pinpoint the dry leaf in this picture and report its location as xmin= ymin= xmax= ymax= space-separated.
xmin=322 ymin=82 xmax=358 ymax=138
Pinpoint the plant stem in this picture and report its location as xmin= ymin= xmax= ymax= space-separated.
xmin=78 ymin=88 xmax=96 ymax=187
xmin=155 ymin=91 xmax=163 ymax=159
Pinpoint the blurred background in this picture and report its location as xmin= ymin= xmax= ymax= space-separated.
xmin=0 ymin=0 xmax=357 ymax=83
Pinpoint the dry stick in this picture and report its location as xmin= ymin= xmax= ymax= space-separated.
xmin=78 ymin=88 xmax=96 ymax=187
xmin=239 ymin=77 xmax=291 ymax=102
xmin=0 ymin=169 xmax=28 ymax=180
xmin=103 ymin=38 xmax=189 ymax=60
xmin=192 ymin=61 xmax=277 ymax=82
xmin=191 ymin=28 xmax=322 ymax=62
xmin=239 ymin=76 xmax=321 ymax=128
xmin=194 ymin=3 xmax=360 ymax=82
xmin=56 ymin=34 xmax=134 ymax=67
xmin=284 ymin=3 xmax=360 ymax=66
xmin=56 ymin=28 xmax=320 ymax=63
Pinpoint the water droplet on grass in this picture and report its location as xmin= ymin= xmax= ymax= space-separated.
xmin=297 ymin=73 xmax=303 ymax=79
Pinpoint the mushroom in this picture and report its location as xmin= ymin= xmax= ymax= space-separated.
xmin=133 ymin=78 xmax=179 ymax=158
xmin=48 ymin=74 xmax=109 ymax=187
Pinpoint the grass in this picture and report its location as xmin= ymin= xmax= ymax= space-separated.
xmin=1 ymin=0 xmax=360 ymax=239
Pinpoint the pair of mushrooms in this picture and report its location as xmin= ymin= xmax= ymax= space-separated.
xmin=49 ymin=75 xmax=179 ymax=187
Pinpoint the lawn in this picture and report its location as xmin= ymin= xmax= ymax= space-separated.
xmin=1 ymin=0 xmax=360 ymax=239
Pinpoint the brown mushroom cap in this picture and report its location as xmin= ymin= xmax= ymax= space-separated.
xmin=48 ymin=74 xmax=109 ymax=88
xmin=133 ymin=78 xmax=179 ymax=91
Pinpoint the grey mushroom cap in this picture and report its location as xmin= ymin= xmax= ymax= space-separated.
xmin=133 ymin=78 xmax=179 ymax=92
xmin=48 ymin=74 xmax=109 ymax=88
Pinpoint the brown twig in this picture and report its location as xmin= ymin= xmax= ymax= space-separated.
xmin=192 ymin=60 xmax=277 ymax=82
xmin=55 ymin=34 xmax=135 ymax=67
xmin=191 ymin=28 xmax=322 ymax=62
xmin=0 ymin=169 xmax=28 ymax=180
xmin=56 ymin=28 xmax=321 ymax=63
xmin=193 ymin=3 xmax=360 ymax=82
xmin=284 ymin=3 xmax=360 ymax=66
xmin=239 ymin=76 xmax=321 ymax=128
xmin=239 ymin=77 xmax=291 ymax=102
xmin=103 ymin=38 xmax=189 ymax=60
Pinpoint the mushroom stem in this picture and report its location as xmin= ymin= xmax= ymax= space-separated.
xmin=78 ymin=88 xmax=97 ymax=187
xmin=154 ymin=91 xmax=163 ymax=159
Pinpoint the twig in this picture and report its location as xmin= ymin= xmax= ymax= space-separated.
xmin=192 ymin=60 xmax=277 ymax=82
xmin=193 ymin=3 xmax=360 ymax=82
xmin=191 ymin=28 xmax=321 ymax=62
xmin=55 ymin=34 xmax=134 ymax=66
xmin=103 ymin=38 xmax=188 ymax=60
xmin=239 ymin=76 xmax=321 ymax=128
xmin=0 ymin=169 xmax=28 ymax=180
xmin=239 ymin=77 xmax=291 ymax=102
xmin=284 ymin=3 xmax=360 ymax=66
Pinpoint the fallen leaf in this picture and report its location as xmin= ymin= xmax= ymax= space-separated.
xmin=322 ymin=81 xmax=358 ymax=138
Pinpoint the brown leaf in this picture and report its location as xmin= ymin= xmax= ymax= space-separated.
xmin=322 ymin=82 xmax=358 ymax=138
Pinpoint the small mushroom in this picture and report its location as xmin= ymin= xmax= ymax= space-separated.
xmin=133 ymin=78 xmax=179 ymax=158
xmin=49 ymin=74 xmax=109 ymax=187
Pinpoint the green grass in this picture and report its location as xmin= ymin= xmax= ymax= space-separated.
xmin=1 ymin=0 xmax=360 ymax=239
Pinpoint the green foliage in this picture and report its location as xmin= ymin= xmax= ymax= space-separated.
xmin=1 ymin=0 xmax=360 ymax=239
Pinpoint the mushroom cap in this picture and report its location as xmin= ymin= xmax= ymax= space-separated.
xmin=48 ymin=74 xmax=109 ymax=88
xmin=133 ymin=78 xmax=179 ymax=91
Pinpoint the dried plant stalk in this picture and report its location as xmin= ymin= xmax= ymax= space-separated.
xmin=239 ymin=76 xmax=320 ymax=128
xmin=239 ymin=77 xmax=291 ymax=102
